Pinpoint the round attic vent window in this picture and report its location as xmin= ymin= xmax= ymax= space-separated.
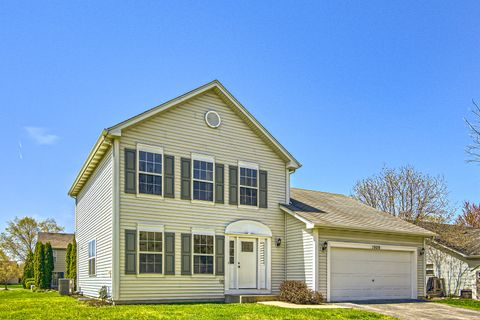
xmin=205 ymin=110 xmax=221 ymax=128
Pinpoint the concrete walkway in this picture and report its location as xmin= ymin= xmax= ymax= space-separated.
xmin=339 ymin=301 xmax=480 ymax=320
xmin=258 ymin=301 xmax=349 ymax=309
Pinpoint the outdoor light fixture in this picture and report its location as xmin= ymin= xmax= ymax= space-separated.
xmin=275 ymin=237 xmax=282 ymax=247
xmin=322 ymin=241 xmax=328 ymax=251
xmin=419 ymin=247 xmax=425 ymax=256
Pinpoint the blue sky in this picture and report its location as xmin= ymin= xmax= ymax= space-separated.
xmin=1 ymin=1 xmax=479 ymax=232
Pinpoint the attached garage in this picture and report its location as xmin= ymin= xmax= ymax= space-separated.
xmin=282 ymin=188 xmax=435 ymax=302
xmin=329 ymin=243 xmax=417 ymax=301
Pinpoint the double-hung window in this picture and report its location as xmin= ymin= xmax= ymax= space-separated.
xmin=138 ymin=144 xmax=163 ymax=196
xmin=139 ymin=230 xmax=163 ymax=274
xmin=193 ymin=234 xmax=214 ymax=274
xmin=88 ymin=240 xmax=96 ymax=276
xmin=192 ymin=155 xmax=214 ymax=201
xmin=239 ymin=163 xmax=258 ymax=206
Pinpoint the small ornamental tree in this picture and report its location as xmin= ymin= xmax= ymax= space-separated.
xmin=44 ymin=242 xmax=54 ymax=289
xmin=0 ymin=251 xmax=21 ymax=290
xmin=65 ymin=243 xmax=72 ymax=278
xmin=34 ymin=242 xmax=46 ymax=289
xmin=69 ymin=237 xmax=77 ymax=290
xmin=22 ymin=251 xmax=34 ymax=288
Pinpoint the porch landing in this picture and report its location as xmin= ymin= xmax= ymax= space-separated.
xmin=225 ymin=294 xmax=278 ymax=303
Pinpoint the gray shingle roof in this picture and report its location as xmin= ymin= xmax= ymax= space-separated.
xmin=417 ymin=221 xmax=480 ymax=256
xmin=282 ymin=188 xmax=435 ymax=236
xmin=37 ymin=232 xmax=74 ymax=249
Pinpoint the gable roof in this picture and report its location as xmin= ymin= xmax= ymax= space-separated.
xmin=37 ymin=232 xmax=74 ymax=249
xmin=417 ymin=221 xmax=480 ymax=257
xmin=68 ymin=80 xmax=300 ymax=197
xmin=281 ymin=188 xmax=435 ymax=237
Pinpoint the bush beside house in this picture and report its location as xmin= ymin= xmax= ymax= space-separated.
xmin=279 ymin=280 xmax=323 ymax=304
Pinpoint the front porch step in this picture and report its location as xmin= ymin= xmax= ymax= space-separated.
xmin=225 ymin=294 xmax=278 ymax=304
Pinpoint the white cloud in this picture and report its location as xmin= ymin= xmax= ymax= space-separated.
xmin=24 ymin=126 xmax=59 ymax=145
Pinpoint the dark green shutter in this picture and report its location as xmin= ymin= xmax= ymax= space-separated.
xmin=125 ymin=229 xmax=136 ymax=274
xmin=215 ymin=235 xmax=225 ymax=276
xmin=164 ymin=232 xmax=175 ymax=275
xmin=164 ymin=155 xmax=175 ymax=198
xmin=125 ymin=149 xmax=136 ymax=194
xmin=229 ymin=166 xmax=238 ymax=205
xmin=215 ymin=164 xmax=224 ymax=204
xmin=181 ymin=158 xmax=191 ymax=200
xmin=181 ymin=233 xmax=192 ymax=275
xmin=259 ymin=170 xmax=268 ymax=208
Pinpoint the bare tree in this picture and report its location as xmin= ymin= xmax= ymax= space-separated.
xmin=466 ymin=100 xmax=480 ymax=162
xmin=352 ymin=165 xmax=452 ymax=223
xmin=456 ymin=201 xmax=480 ymax=228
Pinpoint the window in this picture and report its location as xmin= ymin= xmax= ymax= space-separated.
xmin=239 ymin=166 xmax=258 ymax=206
xmin=193 ymin=234 xmax=214 ymax=274
xmin=229 ymin=240 xmax=235 ymax=264
xmin=193 ymin=159 xmax=214 ymax=201
xmin=241 ymin=241 xmax=254 ymax=252
xmin=88 ymin=240 xmax=96 ymax=276
xmin=139 ymin=231 xmax=163 ymax=274
xmin=52 ymin=272 xmax=64 ymax=287
xmin=52 ymin=250 xmax=57 ymax=264
xmin=138 ymin=146 xmax=163 ymax=195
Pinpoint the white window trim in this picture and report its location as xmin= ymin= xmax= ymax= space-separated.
xmin=137 ymin=224 xmax=165 ymax=276
xmin=136 ymin=143 xmax=164 ymax=198
xmin=191 ymin=229 xmax=216 ymax=275
xmin=238 ymin=161 xmax=259 ymax=208
xmin=88 ymin=239 xmax=96 ymax=277
xmin=191 ymin=153 xmax=215 ymax=203
xmin=52 ymin=249 xmax=57 ymax=264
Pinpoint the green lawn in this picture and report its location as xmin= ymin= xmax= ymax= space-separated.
xmin=0 ymin=289 xmax=394 ymax=320
xmin=2 ymin=284 xmax=23 ymax=290
xmin=434 ymin=298 xmax=480 ymax=311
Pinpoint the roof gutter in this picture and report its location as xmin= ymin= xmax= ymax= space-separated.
xmin=67 ymin=129 xmax=110 ymax=197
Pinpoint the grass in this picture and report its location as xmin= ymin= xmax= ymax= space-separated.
xmin=3 ymin=284 xmax=23 ymax=289
xmin=0 ymin=289 xmax=395 ymax=320
xmin=434 ymin=298 xmax=480 ymax=311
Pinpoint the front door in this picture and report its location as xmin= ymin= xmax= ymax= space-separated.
xmin=238 ymin=238 xmax=257 ymax=289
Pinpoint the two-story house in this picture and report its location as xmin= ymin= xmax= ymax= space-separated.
xmin=37 ymin=232 xmax=74 ymax=288
xmin=68 ymin=80 xmax=434 ymax=303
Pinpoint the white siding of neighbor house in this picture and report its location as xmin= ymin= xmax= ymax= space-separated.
xmin=76 ymin=149 xmax=113 ymax=298
xmin=53 ymin=249 xmax=67 ymax=273
xmin=117 ymin=90 xmax=288 ymax=302
xmin=426 ymin=245 xmax=478 ymax=299
xmin=317 ymin=229 xmax=426 ymax=299
xmin=285 ymin=214 xmax=315 ymax=290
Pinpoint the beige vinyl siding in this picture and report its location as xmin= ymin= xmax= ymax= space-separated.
xmin=285 ymin=214 xmax=315 ymax=289
xmin=76 ymin=148 xmax=113 ymax=298
xmin=53 ymin=249 xmax=67 ymax=273
xmin=118 ymin=90 xmax=287 ymax=301
xmin=317 ymin=228 xmax=425 ymax=299
xmin=426 ymin=245 xmax=478 ymax=299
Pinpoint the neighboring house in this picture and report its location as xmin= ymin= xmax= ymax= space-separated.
xmin=68 ymin=80 xmax=434 ymax=303
xmin=418 ymin=222 xmax=480 ymax=299
xmin=37 ymin=232 xmax=75 ymax=288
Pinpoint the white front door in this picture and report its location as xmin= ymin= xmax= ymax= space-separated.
xmin=238 ymin=238 xmax=257 ymax=289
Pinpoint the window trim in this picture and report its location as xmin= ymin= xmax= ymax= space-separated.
xmin=88 ymin=239 xmax=96 ymax=277
xmin=238 ymin=161 xmax=259 ymax=208
xmin=136 ymin=143 xmax=164 ymax=197
xmin=191 ymin=229 xmax=216 ymax=275
xmin=191 ymin=153 xmax=215 ymax=203
xmin=52 ymin=249 xmax=57 ymax=264
xmin=137 ymin=224 xmax=164 ymax=276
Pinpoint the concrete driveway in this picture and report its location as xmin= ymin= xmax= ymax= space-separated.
xmin=340 ymin=301 xmax=480 ymax=320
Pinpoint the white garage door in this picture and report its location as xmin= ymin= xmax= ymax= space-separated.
xmin=330 ymin=247 xmax=414 ymax=301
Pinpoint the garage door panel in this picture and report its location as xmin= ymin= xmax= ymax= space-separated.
xmin=330 ymin=247 xmax=414 ymax=301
